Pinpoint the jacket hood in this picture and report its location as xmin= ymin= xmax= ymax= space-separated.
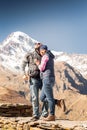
xmin=47 ymin=50 xmax=55 ymax=59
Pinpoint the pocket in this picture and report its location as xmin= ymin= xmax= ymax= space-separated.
xmin=43 ymin=78 xmax=50 ymax=86
xmin=43 ymin=77 xmax=55 ymax=87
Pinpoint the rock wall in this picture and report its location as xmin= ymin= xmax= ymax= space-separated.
xmin=0 ymin=103 xmax=32 ymax=117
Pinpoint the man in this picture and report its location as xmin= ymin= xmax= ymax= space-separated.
xmin=22 ymin=43 xmax=48 ymax=121
xmin=35 ymin=45 xmax=66 ymax=121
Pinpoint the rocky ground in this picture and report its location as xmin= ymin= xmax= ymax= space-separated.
xmin=0 ymin=117 xmax=87 ymax=130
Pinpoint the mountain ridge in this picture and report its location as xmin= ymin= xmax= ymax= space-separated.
xmin=0 ymin=31 xmax=87 ymax=78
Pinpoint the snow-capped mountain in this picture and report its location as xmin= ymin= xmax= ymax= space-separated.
xmin=0 ymin=31 xmax=37 ymax=72
xmin=0 ymin=31 xmax=87 ymax=78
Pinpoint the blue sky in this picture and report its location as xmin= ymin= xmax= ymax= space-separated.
xmin=0 ymin=0 xmax=87 ymax=54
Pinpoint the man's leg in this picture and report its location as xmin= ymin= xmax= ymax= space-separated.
xmin=41 ymin=101 xmax=48 ymax=117
xmin=30 ymin=78 xmax=39 ymax=119
xmin=40 ymin=85 xmax=48 ymax=117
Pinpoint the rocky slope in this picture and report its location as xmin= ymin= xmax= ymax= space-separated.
xmin=53 ymin=62 xmax=87 ymax=121
xmin=55 ymin=62 xmax=87 ymax=94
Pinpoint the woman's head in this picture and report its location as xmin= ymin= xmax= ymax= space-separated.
xmin=40 ymin=45 xmax=48 ymax=56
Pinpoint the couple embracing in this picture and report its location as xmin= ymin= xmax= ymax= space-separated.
xmin=22 ymin=43 xmax=66 ymax=121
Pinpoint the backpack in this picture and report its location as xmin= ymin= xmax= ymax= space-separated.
xmin=26 ymin=52 xmax=40 ymax=78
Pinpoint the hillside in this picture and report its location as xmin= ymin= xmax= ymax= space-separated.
xmin=0 ymin=63 xmax=87 ymax=121
xmin=0 ymin=65 xmax=30 ymax=105
xmin=55 ymin=62 xmax=87 ymax=94
xmin=54 ymin=62 xmax=87 ymax=121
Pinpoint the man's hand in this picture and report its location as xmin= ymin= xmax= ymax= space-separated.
xmin=23 ymin=74 xmax=29 ymax=81
xmin=34 ymin=59 xmax=40 ymax=66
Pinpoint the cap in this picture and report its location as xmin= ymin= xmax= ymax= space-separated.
xmin=40 ymin=45 xmax=48 ymax=50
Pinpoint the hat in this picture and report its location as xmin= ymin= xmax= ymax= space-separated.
xmin=40 ymin=45 xmax=48 ymax=50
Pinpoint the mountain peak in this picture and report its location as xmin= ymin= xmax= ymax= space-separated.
xmin=2 ymin=31 xmax=37 ymax=47
xmin=0 ymin=31 xmax=38 ymax=55
xmin=0 ymin=31 xmax=38 ymax=72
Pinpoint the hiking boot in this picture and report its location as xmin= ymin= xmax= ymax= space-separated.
xmin=31 ymin=116 xmax=39 ymax=121
xmin=40 ymin=114 xmax=48 ymax=120
xmin=43 ymin=115 xmax=55 ymax=121
xmin=56 ymin=99 xmax=66 ymax=112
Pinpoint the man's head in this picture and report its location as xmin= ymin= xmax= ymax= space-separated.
xmin=34 ymin=42 xmax=42 ymax=50
xmin=40 ymin=45 xmax=48 ymax=56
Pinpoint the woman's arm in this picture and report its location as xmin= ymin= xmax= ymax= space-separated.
xmin=38 ymin=55 xmax=49 ymax=72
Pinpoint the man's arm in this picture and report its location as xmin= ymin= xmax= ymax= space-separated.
xmin=21 ymin=53 xmax=29 ymax=74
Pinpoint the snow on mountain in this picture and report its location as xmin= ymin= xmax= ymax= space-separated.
xmin=0 ymin=31 xmax=38 ymax=72
xmin=0 ymin=31 xmax=87 ymax=78
xmin=52 ymin=51 xmax=87 ymax=78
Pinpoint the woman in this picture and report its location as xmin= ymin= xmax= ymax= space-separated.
xmin=35 ymin=45 xmax=55 ymax=121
